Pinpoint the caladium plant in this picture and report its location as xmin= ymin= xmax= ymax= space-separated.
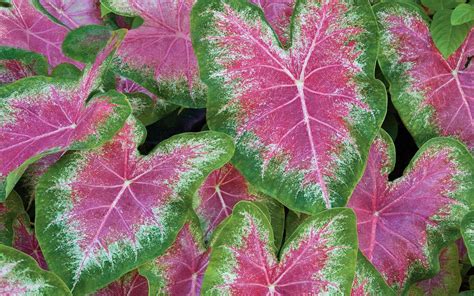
xmin=348 ymin=131 xmax=474 ymax=292
xmin=351 ymin=252 xmax=395 ymax=296
xmin=0 ymin=245 xmax=70 ymax=295
xmin=0 ymin=0 xmax=79 ymax=67
xmin=192 ymin=0 xmax=386 ymax=214
xmin=37 ymin=0 xmax=102 ymax=29
xmin=35 ymin=117 xmax=234 ymax=293
xmin=0 ymin=47 xmax=48 ymax=85
xmin=93 ymin=270 xmax=148 ymax=296
xmin=376 ymin=2 xmax=474 ymax=151
xmin=0 ymin=30 xmax=130 ymax=201
xmin=202 ymin=201 xmax=358 ymax=294
xmin=249 ymin=0 xmax=295 ymax=43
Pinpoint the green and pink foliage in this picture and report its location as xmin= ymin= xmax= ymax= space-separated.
xmin=0 ymin=0 xmax=79 ymax=67
xmin=348 ymin=131 xmax=474 ymax=293
xmin=0 ymin=30 xmax=131 ymax=201
xmin=461 ymin=211 xmax=474 ymax=266
xmin=0 ymin=47 xmax=48 ymax=85
xmin=203 ymin=201 xmax=358 ymax=294
xmin=351 ymin=252 xmax=395 ymax=296
xmin=376 ymin=2 xmax=474 ymax=151
xmin=192 ymin=0 xmax=386 ymax=214
xmin=93 ymin=270 xmax=148 ymax=296
xmin=37 ymin=0 xmax=102 ymax=29
xmin=35 ymin=116 xmax=234 ymax=293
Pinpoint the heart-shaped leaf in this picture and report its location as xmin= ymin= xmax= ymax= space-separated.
xmin=408 ymin=244 xmax=461 ymax=296
xmin=101 ymin=0 xmax=207 ymax=108
xmin=139 ymin=212 xmax=209 ymax=295
xmin=250 ymin=0 xmax=295 ymax=43
xmin=0 ymin=30 xmax=131 ymax=201
xmin=461 ymin=211 xmax=474 ymax=265
xmin=0 ymin=245 xmax=71 ymax=295
xmin=375 ymin=2 xmax=474 ymax=150
xmin=35 ymin=117 xmax=234 ymax=294
xmin=93 ymin=270 xmax=148 ymax=296
xmin=351 ymin=252 xmax=395 ymax=296
xmin=0 ymin=47 xmax=48 ymax=85
xmin=347 ymin=131 xmax=474 ymax=292
xmin=0 ymin=0 xmax=79 ymax=67
xmin=192 ymin=0 xmax=386 ymax=214
xmin=202 ymin=201 xmax=358 ymax=294
xmin=37 ymin=0 xmax=102 ymax=29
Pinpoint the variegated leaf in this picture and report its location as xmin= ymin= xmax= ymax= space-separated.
xmin=249 ymin=0 xmax=295 ymax=43
xmin=202 ymin=201 xmax=358 ymax=295
xmin=348 ymin=131 xmax=474 ymax=292
xmin=0 ymin=30 xmax=131 ymax=201
xmin=35 ymin=117 xmax=234 ymax=294
xmin=0 ymin=47 xmax=48 ymax=85
xmin=375 ymin=2 xmax=474 ymax=150
xmin=351 ymin=252 xmax=395 ymax=296
xmin=461 ymin=211 xmax=474 ymax=265
xmin=192 ymin=0 xmax=386 ymax=214
xmin=102 ymin=0 xmax=207 ymax=108
xmin=93 ymin=270 xmax=148 ymax=296
xmin=37 ymin=0 xmax=102 ymax=29
xmin=0 ymin=245 xmax=71 ymax=295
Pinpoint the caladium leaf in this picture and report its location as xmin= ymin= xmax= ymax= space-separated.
xmin=101 ymin=0 xmax=207 ymax=108
xmin=375 ymin=2 xmax=474 ymax=150
xmin=37 ymin=0 xmax=102 ymax=29
xmin=0 ymin=47 xmax=48 ymax=85
xmin=62 ymin=25 xmax=112 ymax=63
xmin=347 ymin=131 xmax=474 ymax=292
xmin=409 ymin=244 xmax=461 ymax=296
xmin=139 ymin=212 xmax=209 ymax=295
xmin=461 ymin=211 xmax=474 ymax=265
xmin=0 ymin=245 xmax=71 ymax=295
xmin=192 ymin=0 xmax=386 ymax=214
xmin=351 ymin=252 xmax=395 ymax=296
xmin=0 ymin=191 xmax=26 ymax=245
xmin=202 ymin=201 xmax=358 ymax=294
xmin=0 ymin=0 xmax=79 ymax=67
xmin=93 ymin=270 xmax=148 ymax=296
xmin=0 ymin=30 xmax=131 ymax=201
xmin=249 ymin=0 xmax=295 ymax=43
xmin=35 ymin=117 xmax=234 ymax=294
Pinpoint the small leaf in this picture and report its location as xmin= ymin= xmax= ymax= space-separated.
xmin=351 ymin=252 xmax=395 ymax=296
xmin=192 ymin=0 xmax=386 ymax=213
xmin=0 ymin=0 xmax=79 ymax=67
xmin=451 ymin=3 xmax=474 ymax=25
xmin=0 ymin=245 xmax=71 ymax=295
xmin=139 ymin=212 xmax=209 ymax=295
xmin=37 ymin=0 xmax=102 ymax=29
xmin=376 ymin=2 xmax=474 ymax=150
xmin=102 ymin=0 xmax=207 ymax=108
xmin=202 ymin=201 xmax=358 ymax=294
xmin=408 ymin=244 xmax=461 ymax=296
xmin=347 ymin=131 xmax=473 ymax=292
xmin=0 ymin=31 xmax=130 ymax=201
xmin=431 ymin=10 xmax=471 ymax=58
xmin=0 ymin=47 xmax=48 ymax=85
xmin=92 ymin=270 xmax=148 ymax=296
xmin=461 ymin=211 xmax=474 ymax=265
xmin=62 ymin=25 xmax=112 ymax=63
xmin=35 ymin=117 xmax=234 ymax=293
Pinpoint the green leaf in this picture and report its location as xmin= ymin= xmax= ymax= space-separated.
xmin=451 ymin=4 xmax=474 ymax=25
xmin=422 ymin=0 xmax=465 ymax=11
xmin=62 ymin=25 xmax=113 ymax=63
xmin=461 ymin=211 xmax=474 ymax=265
xmin=352 ymin=252 xmax=395 ymax=295
xmin=0 ymin=47 xmax=48 ymax=85
xmin=431 ymin=10 xmax=471 ymax=58
xmin=51 ymin=63 xmax=82 ymax=80
xmin=0 ymin=245 xmax=71 ymax=295
xmin=0 ymin=191 xmax=25 ymax=245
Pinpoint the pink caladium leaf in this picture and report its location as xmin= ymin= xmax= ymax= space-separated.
xmin=0 ymin=0 xmax=80 ymax=67
xmin=0 ymin=245 xmax=71 ymax=295
xmin=101 ymin=0 xmax=207 ymax=108
xmin=35 ymin=117 xmax=234 ymax=294
xmin=0 ymin=47 xmax=48 ymax=85
xmin=0 ymin=30 xmax=131 ymax=201
xmin=202 ymin=201 xmax=358 ymax=294
xmin=375 ymin=2 xmax=474 ymax=151
xmin=93 ymin=270 xmax=148 ymax=296
xmin=192 ymin=0 xmax=386 ymax=214
xmin=139 ymin=212 xmax=209 ymax=295
xmin=461 ymin=211 xmax=474 ymax=266
xmin=37 ymin=0 xmax=102 ymax=29
xmin=409 ymin=244 xmax=461 ymax=296
xmin=249 ymin=0 xmax=295 ymax=43
xmin=347 ymin=131 xmax=474 ymax=293
xmin=351 ymin=252 xmax=395 ymax=296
